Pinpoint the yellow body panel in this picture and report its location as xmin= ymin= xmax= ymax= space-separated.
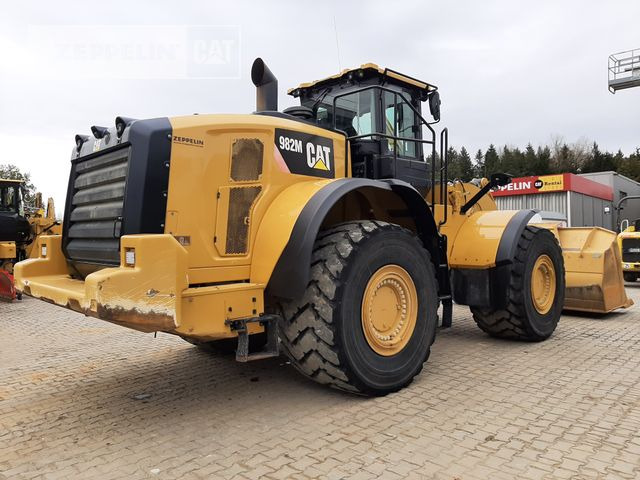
xmin=16 ymin=114 xmax=348 ymax=340
xmin=0 ymin=242 xmax=17 ymax=261
xmin=432 ymin=181 xmax=513 ymax=264
xmin=442 ymin=209 xmax=521 ymax=269
xmin=15 ymin=233 xmax=270 ymax=338
xmin=250 ymin=179 xmax=333 ymax=284
xmin=166 ymin=114 xmax=346 ymax=282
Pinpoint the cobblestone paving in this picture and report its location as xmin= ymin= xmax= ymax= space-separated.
xmin=2 ymin=285 xmax=640 ymax=479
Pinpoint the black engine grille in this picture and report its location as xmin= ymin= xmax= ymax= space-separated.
xmin=66 ymin=146 xmax=130 ymax=265
xmin=62 ymin=118 xmax=172 ymax=277
xmin=622 ymin=238 xmax=640 ymax=263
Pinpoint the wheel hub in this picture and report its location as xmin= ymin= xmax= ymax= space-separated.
xmin=361 ymin=265 xmax=418 ymax=356
xmin=531 ymin=254 xmax=556 ymax=314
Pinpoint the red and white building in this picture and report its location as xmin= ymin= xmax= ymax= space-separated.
xmin=491 ymin=173 xmax=615 ymax=229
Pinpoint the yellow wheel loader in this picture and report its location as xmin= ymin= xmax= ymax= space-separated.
xmin=15 ymin=59 xmax=631 ymax=395
xmin=1 ymin=180 xmax=60 ymax=300
xmin=616 ymin=195 xmax=640 ymax=283
xmin=619 ymin=220 xmax=640 ymax=282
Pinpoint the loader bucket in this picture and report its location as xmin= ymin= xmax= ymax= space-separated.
xmin=557 ymin=227 xmax=633 ymax=313
xmin=0 ymin=269 xmax=16 ymax=302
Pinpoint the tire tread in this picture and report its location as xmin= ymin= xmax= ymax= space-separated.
xmin=471 ymin=226 xmax=563 ymax=341
xmin=277 ymin=221 xmax=436 ymax=394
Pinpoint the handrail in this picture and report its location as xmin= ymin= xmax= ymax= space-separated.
xmin=439 ymin=128 xmax=448 ymax=229
xmin=608 ymin=47 xmax=640 ymax=93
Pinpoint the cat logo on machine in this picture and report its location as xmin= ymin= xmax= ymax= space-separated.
xmin=274 ymin=128 xmax=335 ymax=179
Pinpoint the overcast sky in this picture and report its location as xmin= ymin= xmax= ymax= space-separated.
xmin=1 ymin=0 xmax=639 ymax=209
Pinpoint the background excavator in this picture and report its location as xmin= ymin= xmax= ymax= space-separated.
xmin=0 ymin=179 xmax=60 ymax=300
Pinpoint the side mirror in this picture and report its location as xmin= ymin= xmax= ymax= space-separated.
xmin=490 ymin=173 xmax=512 ymax=187
xmin=428 ymin=91 xmax=441 ymax=121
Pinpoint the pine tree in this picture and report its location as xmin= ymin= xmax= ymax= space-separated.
xmin=552 ymin=143 xmax=577 ymax=173
xmin=519 ymin=144 xmax=535 ymax=175
xmin=501 ymin=145 xmax=516 ymax=175
xmin=618 ymin=148 xmax=640 ymax=182
xmin=446 ymin=146 xmax=460 ymax=181
xmin=484 ymin=144 xmax=500 ymax=176
xmin=458 ymin=147 xmax=474 ymax=181
xmin=533 ymin=145 xmax=551 ymax=175
xmin=474 ymin=149 xmax=484 ymax=178
xmin=583 ymin=142 xmax=617 ymax=172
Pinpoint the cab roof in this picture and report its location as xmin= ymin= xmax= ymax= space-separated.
xmin=288 ymin=62 xmax=437 ymax=97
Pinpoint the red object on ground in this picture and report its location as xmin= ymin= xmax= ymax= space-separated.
xmin=0 ymin=269 xmax=16 ymax=301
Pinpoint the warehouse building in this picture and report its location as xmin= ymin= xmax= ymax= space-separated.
xmin=491 ymin=173 xmax=616 ymax=229
xmin=578 ymin=171 xmax=640 ymax=228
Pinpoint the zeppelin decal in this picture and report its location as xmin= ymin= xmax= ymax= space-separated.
xmin=274 ymin=128 xmax=335 ymax=179
xmin=172 ymin=135 xmax=205 ymax=147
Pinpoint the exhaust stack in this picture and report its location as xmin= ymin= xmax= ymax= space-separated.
xmin=251 ymin=58 xmax=278 ymax=112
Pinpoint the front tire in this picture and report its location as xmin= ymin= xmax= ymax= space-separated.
xmin=471 ymin=226 xmax=565 ymax=341
xmin=623 ymin=272 xmax=637 ymax=283
xmin=277 ymin=221 xmax=439 ymax=396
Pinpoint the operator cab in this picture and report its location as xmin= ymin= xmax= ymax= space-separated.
xmin=0 ymin=179 xmax=23 ymax=214
xmin=288 ymin=63 xmax=442 ymax=191
xmin=0 ymin=179 xmax=30 ymax=244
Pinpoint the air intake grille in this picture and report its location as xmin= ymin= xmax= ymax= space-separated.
xmin=226 ymin=186 xmax=261 ymax=254
xmin=66 ymin=147 xmax=130 ymax=264
xmin=230 ymin=138 xmax=263 ymax=182
xmin=622 ymin=238 xmax=640 ymax=263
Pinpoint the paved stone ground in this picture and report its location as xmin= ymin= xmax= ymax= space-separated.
xmin=2 ymin=285 xmax=640 ymax=480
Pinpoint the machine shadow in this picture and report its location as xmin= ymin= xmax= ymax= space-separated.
xmin=38 ymin=344 xmax=365 ymax=430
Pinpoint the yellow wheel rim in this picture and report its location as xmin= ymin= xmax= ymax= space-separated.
xmin=531 ymin=254 xmax=556 ymax=314
xmin=361 ymin=265 xmax=418 ymax=356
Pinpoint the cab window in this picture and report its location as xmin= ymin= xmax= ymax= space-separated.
xmin=0 ymin=185 xmax=17 ymax=213
xmin=384 ymin=91 xmax=419 ymax=158
xmin=334 ymin=90 xmax=376 ymax=137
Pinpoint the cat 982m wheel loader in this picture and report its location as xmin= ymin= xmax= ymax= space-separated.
xmin=15 ymin=59 xmax=631 ymax=395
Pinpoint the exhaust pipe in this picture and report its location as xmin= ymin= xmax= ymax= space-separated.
xmin=251 ymin=58 xmax=278 ymax=112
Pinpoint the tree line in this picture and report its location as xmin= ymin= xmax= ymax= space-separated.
xmin=441 ymin=140 xmax=640 ymax=183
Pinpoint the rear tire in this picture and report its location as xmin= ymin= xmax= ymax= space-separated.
xmin=471 ymin=226 xmax=565 ymax=342
xmin=623 ymin=272 xmax=637 ymax=283
xmin=276 ymin=221 xmax=439 ymax=396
